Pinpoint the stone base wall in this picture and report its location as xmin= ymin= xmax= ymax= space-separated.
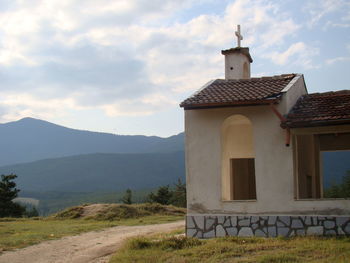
xmin=186 ymin=215 xmax=350 ymax=238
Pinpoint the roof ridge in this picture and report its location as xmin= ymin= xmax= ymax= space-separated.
xmin=308 ymin=90 xmax=350 ymax=97
xmin=215 ymin=73 xmax=296 ymax=82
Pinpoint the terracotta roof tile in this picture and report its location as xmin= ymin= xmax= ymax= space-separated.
xmin=283 ymin=90 xmax=350 ymax=128
xmin=180 ymin=74 xmax=297 ymax=109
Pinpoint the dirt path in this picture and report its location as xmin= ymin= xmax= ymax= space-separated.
xmin=0 ymin=220 xmax=185 ymax=263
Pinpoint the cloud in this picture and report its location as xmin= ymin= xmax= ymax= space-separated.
xmin=0 ymin=0 xmax=327 ymax=122
xmin=263 ymin=42 xmax=319 ymax=69
xmin=326 ymin=56 xmax=350 ymax=65
xmin=303 ymin=0 xmax=350 ymax=28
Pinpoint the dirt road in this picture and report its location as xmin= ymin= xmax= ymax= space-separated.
xmin=0 ymin=220 xmax=184 ymax=263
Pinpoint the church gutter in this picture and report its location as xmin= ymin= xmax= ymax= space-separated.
xmin=269 ymin=103 xmax=291 ymax=146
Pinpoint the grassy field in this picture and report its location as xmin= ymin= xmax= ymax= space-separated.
xmin=110 ymin=231 xmax=350 ymax=263
xmin=0 ymin=203 xmax=185 ymax=253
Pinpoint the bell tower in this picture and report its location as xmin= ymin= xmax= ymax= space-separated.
xmin=221 ymin=25 xmax=253 ymax=80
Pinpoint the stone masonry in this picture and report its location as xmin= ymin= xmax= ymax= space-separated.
xmin=186 ymin=215 xmax=350 ymax=238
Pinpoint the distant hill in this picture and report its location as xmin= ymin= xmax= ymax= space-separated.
xmin=0 ymin=117 xmax=184 ymax=166
xmin=0 ymin=151 xmax=185 ymax=192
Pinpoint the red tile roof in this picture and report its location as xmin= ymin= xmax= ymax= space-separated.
xmin=283 ymin=90 xmax=350 ymax=128
xmin=180 ymin=74 xmax=297 ymax=109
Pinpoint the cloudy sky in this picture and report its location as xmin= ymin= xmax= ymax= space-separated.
xmin=0 ymin=0 xmax=349 ymax=137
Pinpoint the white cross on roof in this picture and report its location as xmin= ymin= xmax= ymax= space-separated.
xmin=235 ymin=25 xmax=243 ymax=47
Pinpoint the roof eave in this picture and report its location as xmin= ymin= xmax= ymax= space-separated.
xmin=181 ymin=98 xmax=279 ymax=110
xmin=282 ymin=118 xmax=350 ymax=129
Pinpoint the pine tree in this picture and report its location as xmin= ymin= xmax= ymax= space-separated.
xmin=148 ymin=185 xmax=173 ymax=205
xmin=121 ymin=188 xmax=133 ymax=204
xmin=0 ymin=174 xmax=25 ymax=217
xmin=170 ymin=178 xmax=186 ymax=208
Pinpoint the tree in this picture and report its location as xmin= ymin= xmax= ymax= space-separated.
xmin=324 ymin=171 xmax=350 ymax=198
xmin=25 ymin=206 xmax=39 ymax=217
xmin=0 ymin=174 xmax=25 ymax=217
xmin=148 ymin=185 xmax=173 ymax=205
xmin=170 ymin=178 xmax=186 ymax=208
xmin=121 ymin=188 xmax=133 ymax=204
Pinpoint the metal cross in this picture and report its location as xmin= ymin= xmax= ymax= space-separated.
xmin=235 ymin=25 xmax=243 ymax=47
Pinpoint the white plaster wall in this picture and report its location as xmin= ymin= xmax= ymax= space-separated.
xmin=225 ymin=54 xmax=250 ymax=79
xmin=280 ymin=74 xmax=307 ymax=114
xmin=184 ymin=81 xmax=350 ymax=215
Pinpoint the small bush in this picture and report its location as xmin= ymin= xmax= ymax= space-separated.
xmin=52 ymin=206 xmax=84 ymax=219
xmin=127 ymin=237 xmax=152 ymax=249
xmin=127 ymin=236 xmax=202 ymax=251
xmin=158 ymin=236 xmax=202 ymax=250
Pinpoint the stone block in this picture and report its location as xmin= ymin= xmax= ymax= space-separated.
xmin=195 ymin=230 xmax=203 ymax=238
xmin=251 ymin=216 xmax=259 ymax=223
xmin=325 ymin=230 xmax=336 ymax=236
xmin=307 ymin=226 xmax=324 ymax=236
xmin=231 ymin=216 xmax=237 ymax=226
xmin=304 ymin=217 xmax=312 ymax=226
xmin=194 ymin=216 xmax=204 ymax=230
xmin=205 ymin=218 xmax=216 ymax=231
xmin=268 ymin=226 xmax=277 ymax=237
xmin=255 ymin=229 xmax=267 ymax=237
xmin=277 ymin=227 xmax=290 ymax=237
xmin=203 ymin=229 xmax=215 ymax=238
xmin=218 ymin=216 xmax=225 ymax=224
xmin=277 ymin=221 xmax=285 ymax=227
xmin=216 ymin=225 xmax=226 ymax=237
xmin=251 ymin=223 xmax=259 ymax=230
xmin=336 ymin=217 xmax=349 ymax=227
xmin=291 ymin=219 xmax=303 ymax=229
xmin=239 ymin=219 xmax=250 ymax=227
xmin=187 ymin=228 xmax=197 ymax=237
xmin=223 ymin=217 xmax=231 ymax=227
xmin=260 ymin=219 xmax=267 ymax=226
xmin=226 ymin=227 xmax=238 ymax=236
xmin=345 ymin=223 xmax=350 ymax=235
xmin=187 ymin=216 xmax=195 ymax=228
xmin=278 ymin=216 xmax=291 ymax=226
xmin=312 ymin=217 xmax=318 ymax=225
xmin=238 ymin=227 xmax=253 ymax=237
xmin=324 ymin=220 xmax=335 ymax=229
xmin=338 ymin=227 xmax=345 ymax=235
xmin=268 ymin=216 xmax=277 ymax=226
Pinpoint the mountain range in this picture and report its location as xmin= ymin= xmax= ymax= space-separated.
xmin=0 ymin=151 xmax=185 ymax=192
xmin=0 ymin=117 xmax=185 ymax=193
xmin=0 ymin=117 xmax=184 ymax=166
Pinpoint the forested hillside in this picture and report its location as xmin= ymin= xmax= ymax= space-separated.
xmin=0 ymin=117 xmax=184 ymax=166
xmin=0 ymin=152 xmax=185 ymax=192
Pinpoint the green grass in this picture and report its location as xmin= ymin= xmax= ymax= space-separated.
xmin=0 ymin=203 xmax=184 ymax=253
xmin=110 ymin=232 xmax=350 ymax=263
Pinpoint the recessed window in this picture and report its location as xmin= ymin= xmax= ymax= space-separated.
xmin=221 ymin=114 xmax=256 ymax=201
xmin=231 ymin=158 xmax=256 ymax=200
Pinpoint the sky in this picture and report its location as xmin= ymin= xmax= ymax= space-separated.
xmin=0 ymin=0 xmax=349 ymax=137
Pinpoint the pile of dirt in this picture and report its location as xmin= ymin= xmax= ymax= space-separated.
xmin=52 ymin=203 xmax=186 ymax=220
